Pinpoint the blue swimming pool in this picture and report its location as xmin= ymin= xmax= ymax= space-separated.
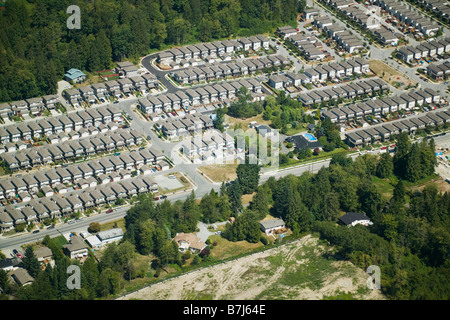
xmin=304 ymin=133 xmax=317 ymax=141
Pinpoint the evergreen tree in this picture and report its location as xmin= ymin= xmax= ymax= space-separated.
xmin=236 ymin=161 xmax=260 ymax=194
xmin=376 ymin=152 xmax=394 ymax=178
xmin=22 ymin=246 xmax=40 ymax=279
xmin=227 ymin=181 xmax=243 ymax=214
xmin=393 ymin=132 xmax=411 ymax=178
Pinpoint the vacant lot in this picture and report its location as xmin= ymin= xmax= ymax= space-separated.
xmin=198 ymin=164 xmax=238 ymax=183
xmin=369 ymin=59 xmax=417 ymax=88
xmin=226 ymin=114 xmax=271 ymax=131
xmin=118 ymin=235 xmax=385 ymax=300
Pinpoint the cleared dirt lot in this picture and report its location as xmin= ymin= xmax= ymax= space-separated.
xmin=198 ymin=164 xmax=238 ymax=183
xmin=118 ymin=235 xmax=385 ymax=300
xmin=369 ymin=59 xmax=417 ymax=88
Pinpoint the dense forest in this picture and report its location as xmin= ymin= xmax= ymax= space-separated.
xmin=0 ymin=0 xmax=302 ymax=102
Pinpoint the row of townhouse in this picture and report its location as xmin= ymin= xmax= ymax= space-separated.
xmin=0 ymin=175 xmax=161 ymax=232
xmin=115 ymin=61 xmax=139 ymax=78
xmin=170 ymin=55 xmax=290 ymax=85
xmin=414 ymin=0 xmax=450 ymax=23
xmin=298 ymin=78 xmax=389 ymax=106
xmin=375 ymin=0 xmax=440 ymax=36
xmin=313 ymin=16 xmax=365 ymax=53
xmin=269 ymin=57 xmax=370 ymax=89
xmin=0 ymin=95 xmax=61 ymax=120
xmin=0 ymin=147 xmax=164 ymax=202
xmin=181 ymin=131 xmax=235 ymax=160
xmin=321 ymin=88 xmax=441 ymax=122
xmin=345 ymin=109 xmax=450 ymax=147
xmin=276 ymin=26 xmax=299 ymax=39
xmin=157 ymin=113 xmax=214 ymax=140
xmin=336 ymin=1 xmax=400 ymax=46
xmin=63 ymin=74 xmax=158 ymax=105
xmin=0 ymin=105 xmax=122 ymax=145
xmin=287 ymin=34 xmax=327 ymax=61
xmin=45 ymin=122 xmax=121 ymax=146
xmin=397 ymin=38 xmax=450 ymax=63
xmin=426 ymin=61 xmax=450 ymax=80
xmin=157 ymin=35 xmax=270 ymax=66
xmin=1 ymin=123 xmax=120 ymax=155
xmin=96 ymin=161 xmax=170 ymax=187
xmin=139 ymin=78 xmax=263 ymax=115
xmin=0 ymin=128 xmax=143 ymax=171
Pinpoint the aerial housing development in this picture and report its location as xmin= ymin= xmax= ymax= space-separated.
xmin=0 ymin=0 xmax=449 ymax=304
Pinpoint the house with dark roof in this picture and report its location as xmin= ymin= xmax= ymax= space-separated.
xmin=338 ymin=212 xmax=372 ymax=227
xmin=287 ymin=134 xmax=323 ymax=152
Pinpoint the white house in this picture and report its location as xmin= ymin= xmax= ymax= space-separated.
xmin=97 ymin=228 xmax=124 ymax=246
xmin=259 ymin=218 xmax=286 ymax=235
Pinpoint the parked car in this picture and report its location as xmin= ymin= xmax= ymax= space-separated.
xmin=106 ymin=209 xmax=113 ymax=214
xmin=153 ymin=196 xmax=160 ymax=201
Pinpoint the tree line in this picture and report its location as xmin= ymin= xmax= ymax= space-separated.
xmin=0 ymin=0 xmax=302 ymax=102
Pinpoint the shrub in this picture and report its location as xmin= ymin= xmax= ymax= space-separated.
xmin=260 ymin=237 xmax=268 ymax=245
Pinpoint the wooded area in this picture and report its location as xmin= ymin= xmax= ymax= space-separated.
xmin=0 ymin=0 xmax=301 ymax=102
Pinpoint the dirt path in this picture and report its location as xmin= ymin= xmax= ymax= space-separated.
xmin=118 ymin=235 xmax=385 ymax=300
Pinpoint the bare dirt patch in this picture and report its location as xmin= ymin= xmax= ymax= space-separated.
xmin=369 ymin=59 xmax=417 ymax=88
xmin=198 ymin=164 xmax=238 ymax=183
xmin=118 ymin=235 xmax=385 ymax=300
xmin=226 ymin=114 xmax=271 ymax=131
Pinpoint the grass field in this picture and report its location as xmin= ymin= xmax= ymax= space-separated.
xmin=372 ymin=175 xmax=396 ymax=200
xmin=208 ymin=234 xmax=264 ymax=260
xmin=99 ymin=218 xmax=126 ymax=232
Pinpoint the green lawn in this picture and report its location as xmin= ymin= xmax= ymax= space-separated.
xmin=52 ymin=235 xmax=68 ymax=249
xmin=208 ymin=234 xmax=264 ymax=260
xmin=284 ymin=124 xmax=307 ymax=136
xmin=372 ymin=175 xmax=395 ymax=200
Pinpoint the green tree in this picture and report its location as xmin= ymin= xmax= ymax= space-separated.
xmin=393 ymin=132 xmax=411 ymax=178
xmin=88 ymin=222 xmax=101 ymax=233
xmin=227 ymin=181 xmax=243 ymax=214
xmin=376 ymin=152 xmax=394 ymax=178
xmin=97 ymin=268 xmax=121 ymax=297
xmin=236 ymin=162 xmax=260 ymax=194
xmin=22 ymin=246 xmax=40 ymax=279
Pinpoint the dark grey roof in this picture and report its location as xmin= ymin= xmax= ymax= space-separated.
xmin=338 ymin=212 xmax=370 ymax=225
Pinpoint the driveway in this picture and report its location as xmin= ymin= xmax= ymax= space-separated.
xmin=196 ymin=222 xmax=215 ymax=243
xmin=196 ymin=221 xmax=228 ymax=243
